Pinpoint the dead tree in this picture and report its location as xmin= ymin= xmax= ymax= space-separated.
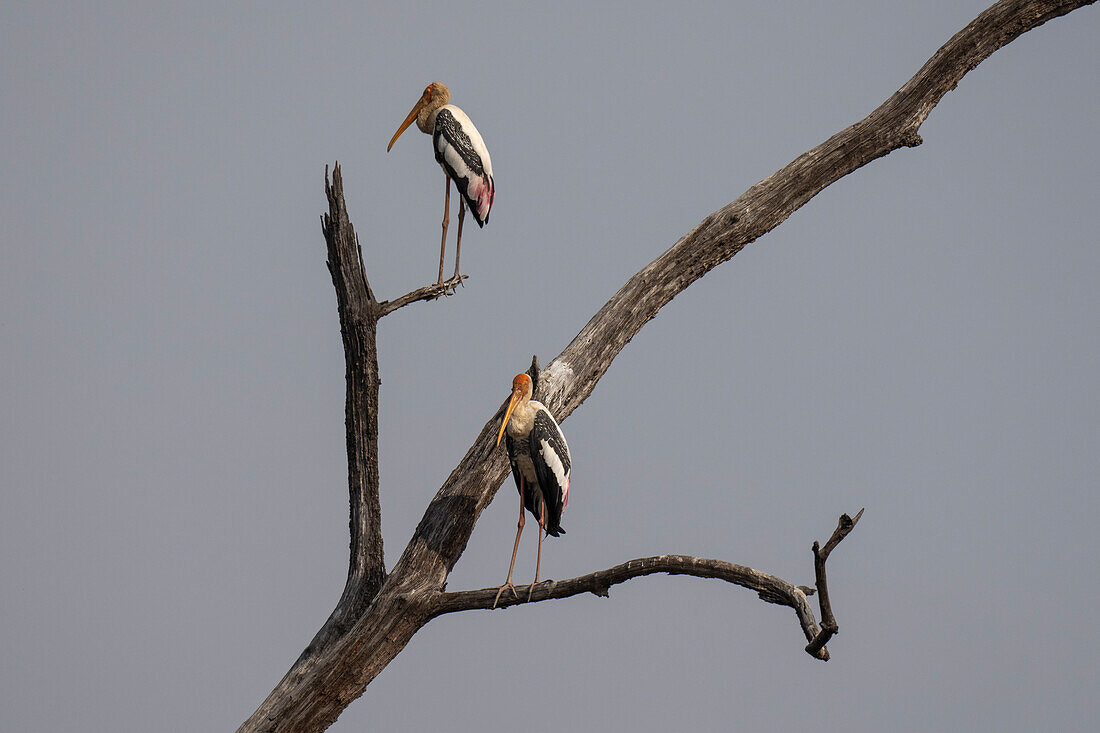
xmin=238 ymin=2 xmax=1096 ymax=730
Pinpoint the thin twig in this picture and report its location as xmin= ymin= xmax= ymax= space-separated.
xmin=377 ymin=275 xmax=468 ymax=317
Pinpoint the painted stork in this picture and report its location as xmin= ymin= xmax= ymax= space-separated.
xmin=493 ymin=373 xmax=571 ymax=607
xmin=386 ymin=81 xmax=495 ymax=285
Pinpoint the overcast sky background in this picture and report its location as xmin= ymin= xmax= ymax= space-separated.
xmin=2 ymin=2 xmax=1098 ymax=731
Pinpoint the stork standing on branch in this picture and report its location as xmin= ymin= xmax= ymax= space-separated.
xmin=387 ymin=81 xmax=495 ymax=285
xmin=494 ymin=373 xmax=571 ymax=607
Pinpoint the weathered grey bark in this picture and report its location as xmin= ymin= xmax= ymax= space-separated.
xmin=238 ymin=169 xmax=470 ymax=721
xmin=238 ymin=2 xmax=1096 ymax=730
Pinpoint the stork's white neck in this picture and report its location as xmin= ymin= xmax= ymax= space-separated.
xmin=506 ymin=398 xmax=546 ymax=438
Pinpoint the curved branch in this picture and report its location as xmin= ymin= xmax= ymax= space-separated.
xmin=434 ymin=554 xmax=828 ymax=658
xmin=433 ymin=509 xmax=863 ymax=663
xmin=436 ymin=555 xmax=807 ymax=612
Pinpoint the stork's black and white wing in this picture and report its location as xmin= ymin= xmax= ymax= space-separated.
xmin=432 ymin=105 xmax=495 ymax=226
xmin=530 ymin=407 xmax=571 ymax=537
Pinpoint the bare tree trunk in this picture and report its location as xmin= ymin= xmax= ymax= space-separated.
xmin=238 ymin=2 xmax=1096 ymax=730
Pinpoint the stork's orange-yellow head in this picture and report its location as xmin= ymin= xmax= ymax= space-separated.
xmin=496 ymin=373 xmax=533 ymax=447
xmin=386 ymin=82 xmax=450 ymax=151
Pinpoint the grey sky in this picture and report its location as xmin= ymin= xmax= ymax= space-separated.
xmin=2 ymin=2 xmax=1098 ymax=731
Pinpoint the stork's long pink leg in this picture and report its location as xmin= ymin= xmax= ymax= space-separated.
xmin=453 ymin=197 xmax=466 ymax=280
xmin=493 ymin=484 xmax=526 ymax=609
xmin=528 ymin=500 xmax=545 ymax=602
xmin=438 ymin=175 xmax=451 ymax=285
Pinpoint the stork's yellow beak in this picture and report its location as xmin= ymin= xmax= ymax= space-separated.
xmin=496 ymin=388 xmax=523 ymax=447
xmin=387 ymin=86 xmax=432 ymax=152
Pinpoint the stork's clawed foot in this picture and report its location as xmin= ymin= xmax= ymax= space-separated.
xmin=493 ymin=581 xmax=518 ymax=609
xmin=436 ymin=273 xmax=468 ymax=294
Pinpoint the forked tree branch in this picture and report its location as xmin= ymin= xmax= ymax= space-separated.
xmin=261 ymin=167 xmax=473 ymax=705
xmin=239 ymin=2 xmax=1096 ymax=730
